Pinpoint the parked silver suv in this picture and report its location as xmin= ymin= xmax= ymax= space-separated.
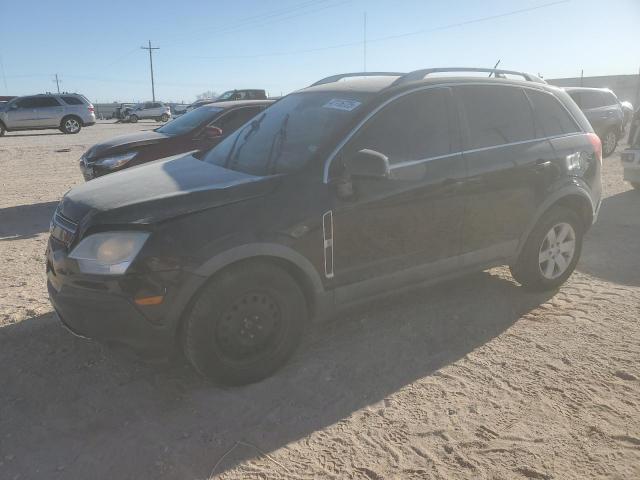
xmin=127 ymin=101 xmax=171 ymax=123
xmin=0 ymin=93 xmax=96 ymax=136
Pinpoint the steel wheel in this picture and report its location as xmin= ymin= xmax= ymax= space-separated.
xmin=64 ymin=118 xmax=80 ymax=134
xmin=538 ymin=222 xmax=576 ymax=280
xmin=602 ymin=130 xmax=617 ymax=157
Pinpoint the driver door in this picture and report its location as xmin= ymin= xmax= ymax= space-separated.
xmin=327 ymin=87 xmax=466 ymax=300
xmin=5 ymin=97 xmax=39 ymax=129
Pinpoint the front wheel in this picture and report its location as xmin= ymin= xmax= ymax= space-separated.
xmin=602 ymin=129 xmax=618 ymax=158
xmin=182 ymin=262 xmax=307 ymax=385
xmin=61 ymin=117 xmax=82 ymax=134
xmin=160 ymin=113 xmax=170 ymax=122
xmin=129 ymin=114 xmax=138 ymax=123
xmin=510 ymin=206 xmax=584 ymax=291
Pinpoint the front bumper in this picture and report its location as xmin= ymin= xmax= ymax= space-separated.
xmin=46 ymin=238 xmax=204 ymax=354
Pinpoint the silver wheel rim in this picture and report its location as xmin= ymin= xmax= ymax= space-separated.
xmin=603 ymin=131 xmax=616 ymax=155
xmin=65 ymin=119 xmax=80 ymax=133
xmin=539 ymin=222 xmax=576 ymax=280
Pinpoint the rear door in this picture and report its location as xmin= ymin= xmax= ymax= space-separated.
xmin=34 ymin=96 xmax=64 ymax=127
xmin=328 ymin=87 xmax=466 ymax=297
xmin=455 ymin=84 xmax=554 ymax=266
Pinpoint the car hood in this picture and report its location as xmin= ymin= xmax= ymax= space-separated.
xmin=59 ymin=155 xmax=279 ymax=230
xmin=85 ymin=130 xmax=169 ymax=160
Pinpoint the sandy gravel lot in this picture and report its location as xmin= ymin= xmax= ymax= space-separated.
xmin=0 ymin=122 xmax=639 ymax=479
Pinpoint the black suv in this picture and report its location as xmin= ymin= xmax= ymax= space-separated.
xmin=564 ymin=87 xmax=624 ymax=158
xmin=47 ymin=68 xmax=602 ymax=385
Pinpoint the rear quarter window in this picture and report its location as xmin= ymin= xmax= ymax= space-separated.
xmin=456 ymin=85 xmax=536 ymax=150
xmin=526 ymin=90 xmax=581 ymax=137
xmin=61 ymin=96 xmax=83 ymax=105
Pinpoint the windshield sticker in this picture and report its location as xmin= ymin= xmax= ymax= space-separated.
xmin=323 ymin=99 xmax=362 ymax=111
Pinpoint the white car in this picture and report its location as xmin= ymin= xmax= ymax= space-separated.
xmin=127 ymin=102 xmax=171 ymax=123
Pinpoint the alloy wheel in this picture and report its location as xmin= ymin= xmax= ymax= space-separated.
xmin=603 ymin=131 xmax=617 ymax=156
xmin=65 ymin=118 xmax=80 ymax=133
xmin=538 ymin=222 xmax=576 ymax=280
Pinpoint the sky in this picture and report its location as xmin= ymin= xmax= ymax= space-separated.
xmin=1 ymin=0 xmax=639 ymax=103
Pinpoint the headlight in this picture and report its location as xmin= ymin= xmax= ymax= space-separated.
xmin=69 ymin=231 xmax=150 ymax=275
xmin=96 ymin=151 xmax=137 ymax=170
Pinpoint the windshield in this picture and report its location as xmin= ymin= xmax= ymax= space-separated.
xmin=217 ymin=90 xmax=236 ymax=101
xmin=155 ymin=106 xmax=223 ymax=136
xmin=203 ymin=92 xmax=369 ymax=176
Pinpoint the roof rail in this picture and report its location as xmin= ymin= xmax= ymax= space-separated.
xmin=310 ymin=71 xmax=405 ymax=87
xmin=390 ymin=67 xmax=546 ymax=86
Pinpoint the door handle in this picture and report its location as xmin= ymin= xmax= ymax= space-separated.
xmin=534 ymin=159 xmax=552 ymax=170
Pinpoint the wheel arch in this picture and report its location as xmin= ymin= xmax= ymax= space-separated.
xmin=174 ymin=244 xmax=328 ymax=346
xmin=516 ymin=187 xmax=594 ymax=258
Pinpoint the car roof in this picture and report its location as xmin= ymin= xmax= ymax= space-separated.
xmin=203 ymin=99 xmax=275 ymax=109
xmin=300 ymin=75 xmax=553 ymax=96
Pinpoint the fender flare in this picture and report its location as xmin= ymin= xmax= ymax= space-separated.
xmin=515 ymin=185 xmax=595 ymax=258
xmin=194 ymin=242 xmax=326 ymax=295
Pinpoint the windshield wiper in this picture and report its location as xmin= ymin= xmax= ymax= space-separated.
xmin=265 ymin=114 xmax=289 ymax=175
xmin=224 ymin=112 xmax=266 ymax=169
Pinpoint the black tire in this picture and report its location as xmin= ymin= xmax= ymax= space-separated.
xmin=0 ymin=122 xmax=5 ymax=136
xmin=129 ymin=114 xmax=138 ymax=123
xmin=602 ymin=129 xmax=618 ymax=158
xmin=510 ymin=206 xmax=584 ymax=291
xmin=161 ymin=113 xmax=170 ymax=122
xmin=182 ymin=261 xmax=307 ymax=385
xmin=60 ymin=116 xmax=82 ymax=134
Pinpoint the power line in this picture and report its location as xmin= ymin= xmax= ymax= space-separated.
xmin=188 ymin=0 xmax=570 ymax=61
xmin=141 ymin=40 xmax=159 ymax=101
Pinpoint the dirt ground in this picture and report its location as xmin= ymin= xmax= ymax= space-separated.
xmin=0 ymin=122 xmax=638 ymax=480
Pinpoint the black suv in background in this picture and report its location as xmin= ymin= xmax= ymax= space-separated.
xmin=47 ymin=68 xmax=601 ymax=385
xmin=565 ymin=87 xmax=624 ymax=157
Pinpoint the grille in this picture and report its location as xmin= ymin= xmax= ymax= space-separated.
xmin=50 ymin=208 xmax=78 ymax=248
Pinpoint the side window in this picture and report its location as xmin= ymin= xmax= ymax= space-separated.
xmin=213 ymin=107 xmax=262 ymax=133
xmin=580 ymin=92 xmax=606 ymax=109
xmin=144 ymin=102 xmax=153 ymax=109
xmin=457 ymin=85 xmax=536 ymax=150
xmin=527 ymin=90 xmax=581 ymax=137
xmin=15 ymin=97 xmax=36 ymax=108
xmin=35 ymin=97 xmax=61 ymax=108
xmin=61 ymin=96 xmax=83 ymax=105
xmin=345 ymin=88 xmax=453 ymax=165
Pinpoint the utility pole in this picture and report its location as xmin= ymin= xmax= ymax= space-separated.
xmin=54 ymin=73 xmax=61 ymax=93
xmin=580 ymin=69 xmax=584 ymax=87
xmin=363 ymin=12 xmax=367 ymax=72
xmin=141 ymin=40 xmax=159 ymax=101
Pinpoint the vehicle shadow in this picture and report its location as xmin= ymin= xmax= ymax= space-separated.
xmin=0 ymin=201 xmax=58 ymax=240
xmin=0 ymin=271 xmax=554 ymax=479
xmin=578 ymin=189 xmax=640 ymax=287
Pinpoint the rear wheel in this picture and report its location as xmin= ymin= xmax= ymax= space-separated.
xmin=602 ymin=129 xmax=618 ymax=157
xmin=182 ymin=262 xmax=307 ymax=385
xmin=510 ymin=206 xmax=584 ymax=291
xmin=129 ymin=114 xmax=138 ymax=123
xmin=60 ymin=116 xmax=82 ymax=134
xmin=0 ymin=122 xmax=5 ymax=136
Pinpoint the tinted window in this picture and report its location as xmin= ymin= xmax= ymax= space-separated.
xmin=61 ymin=96 xmax=83 ymax=105
xmin=527 ymin=90 xmax=580 ymax=137
xmin=155 ymin=106 xmax=224 ymax=136
xmin=346 ymin=88 xmax=452 ymax=164
xmin=580 ymin=91 xmax=607 ymax=109
xmin=16 ymin=97 xmax=59 ymax=108
xmin=213 ymin=107 xmax=263 ymax=133
xmin=457 ymin=85 xmax=535 ymax=149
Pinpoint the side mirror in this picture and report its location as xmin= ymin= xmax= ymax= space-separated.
xmin=344 ymin=149 xmax=390 ymax=179
xmin=203 ymin=126 xmax=223 ymax=139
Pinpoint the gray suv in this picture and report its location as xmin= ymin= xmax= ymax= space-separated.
xmin=0 ymin=93 xmax=96 ymax=136
xmin=565 ymin=87 xmax=624 ymax=157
